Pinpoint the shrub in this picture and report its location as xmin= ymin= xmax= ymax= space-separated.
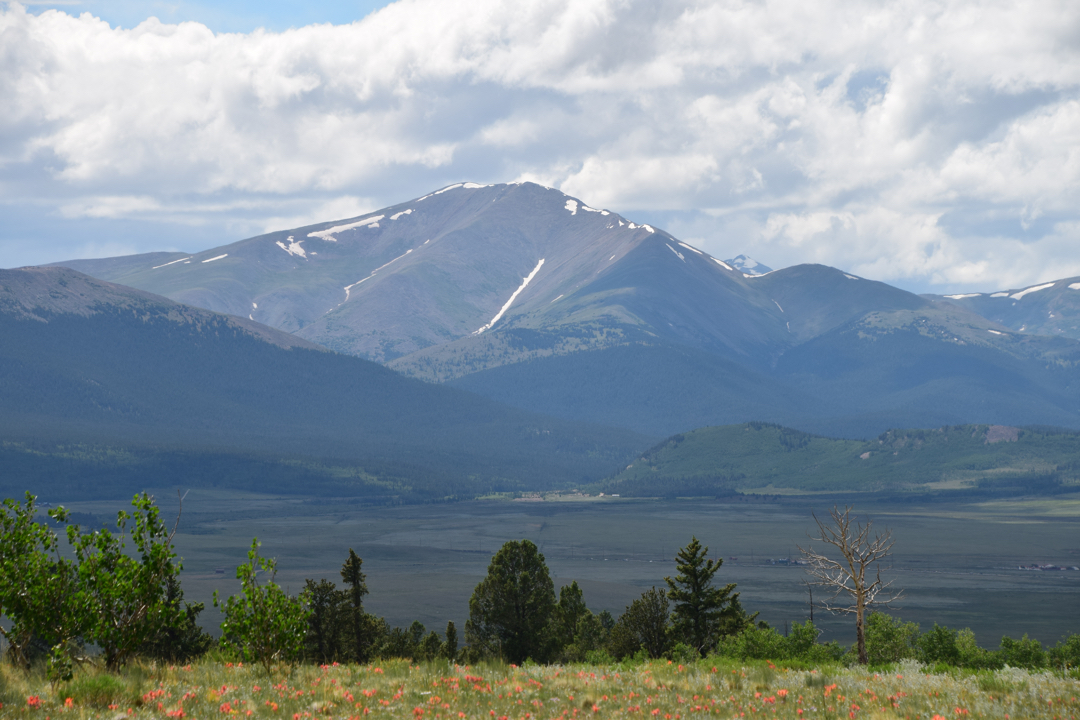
xmin=1000 ymin=634 xmax=1046 ymax=669
xmin=214 ymin=538 xmax=310 ymax=674
xmin=864 ymin=612 xmax=919 ymax=664
xmin=1048 ymin=633 xmax=1080 ymax=670
xmin=918 ymin=624 xmax=961 ymax=666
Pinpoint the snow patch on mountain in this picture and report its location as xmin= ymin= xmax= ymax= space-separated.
xmin=988 ymin=329 xmax=1003 ymax=335
xmin=944 ymin=293 xmax=980 ymax=299
xmin=642 ymin=225 xmax=655 ymax=233
xmin=1010 ymin=282 xmax=1055 ymax=300
xmin=666 ymin=244 xmax=685 ymax=262
xmin=275 ymin=236 xmax=307 ymax=258
xmin=678 ymin=242 xmax=702 ymax=255
xmin=991 ymin=292 xmax=1009 ymax=297
xmin=844 ymin=274 xmax=859 ymax=280
xmin=565 ymin=200 xmax=578 ymax=215
xmin=342 ymin=247 xmax=416 ymax=302
xmin=1070 ymin=283 xmax=1080 ymax=290
xmin=415 ymin=182 xmax=486 ymax=201
xmin=202 ymin=254 xmax=227 ymax=263
xmin=474 ymin=259 xmax=545 ymax=335
xmin=152 ymin=257 xmax=192 ymax=269
xmin=712 ymin=258 xmax=733 ymax=271
xmin=390 ymin=209 xmax=413 ymax=220
xmin=308 ymin=215 xmax=384 ymax=241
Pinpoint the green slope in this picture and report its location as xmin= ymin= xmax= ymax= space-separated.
xmin=600 ymin=422 xmax=1080 ymax=498
xmin=0 ymin=267 xmax=650 ymax=501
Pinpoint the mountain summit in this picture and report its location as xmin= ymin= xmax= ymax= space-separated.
xmin=53 ymin=183 xmax=1080 ymax=437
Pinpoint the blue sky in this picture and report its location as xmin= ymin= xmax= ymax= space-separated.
xmin=3 ymin=0 xmax=1080 ymax=293
xmin=20 ymin=0 xmax=395 ymax=32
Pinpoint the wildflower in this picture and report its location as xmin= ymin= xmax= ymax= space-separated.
xmin=65 ymin=698 xmax=74 ymax=708
xmin=27 ymin=696 xmax=42 ymax=709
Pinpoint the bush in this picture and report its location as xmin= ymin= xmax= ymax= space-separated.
xmin=864 ymin=612 xmax=919 ymax=664
xmin=1000 ymin=634 xmax=1046 ymax=669
xmin=1048 ymin=633 xmax=1080 ymax=670
xmin=213 ymin=538 xmax=310 ymax=674
xmin=918 ymin=624 xmax=961 ymax=666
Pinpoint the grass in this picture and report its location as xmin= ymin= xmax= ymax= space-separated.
xmin=1 ymin=658 xmax=1078 ymax=719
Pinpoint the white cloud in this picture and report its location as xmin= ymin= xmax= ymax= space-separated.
xmin=1 ymin=0 xmax=1080 ymax=291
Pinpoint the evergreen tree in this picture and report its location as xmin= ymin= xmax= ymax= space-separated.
xmin=665 ymin=536 xmax=748 ymax=656
xmin=443 ymin=621 xmax=458 ymax=661
xmin=609 ymin=586 xmax=670 ymax=659
xmin=555 ymin=581 xmax=589 ymax=648
xmin=340 ymin=549 xmax=370 ymax=661
xmin=303 ymin=578 xmax=349 ymax=663
xmin=465 ymin=539 xmax=556 ymax=663
xmin=139 ymin=575 xmax=214 ymax=662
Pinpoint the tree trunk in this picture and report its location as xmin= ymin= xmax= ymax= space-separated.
xmin=856 ymin=600 xmax=867 ymax=664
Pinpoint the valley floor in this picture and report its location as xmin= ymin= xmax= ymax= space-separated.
xmin=58 ymin=493 xmax=1080 ymax=648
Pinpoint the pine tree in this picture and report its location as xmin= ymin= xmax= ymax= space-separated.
xmin=340 ymin=549 xmax=370 ymax=662
xmin=444 ymin=620 xmax=458 ymax=661
xmin=665 ymin=536 xmax=749 ymax=656
xmin=465 ymin=539 xmax=556 ymax=663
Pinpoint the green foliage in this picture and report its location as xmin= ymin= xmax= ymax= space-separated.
xmin=1049 ymin=633 xmax=1080 ymax=670
xmin=918 ymin=623 xmax=961 ymax=666
xmin=138 ymin=575 xmax=214 ymax=663
xmin=304 ymin=578 xmax=350 ymax=664
xmin=340 ymin=548 xmax=376 ymax=662
xmin=465 ymin=540 xmax=557 ymax=664
xmin=713 ymin=622 xmax=844 ymax=664
xmin=665 ymin=537 xmax=751 ymax=656
xmin=602 ymin=422 xmax=1080 ymax=498
xmin=1000 ymin=634 xmax=1047 ymax=669
xmin=609 ymin=587 xmax=670 ymax=659
xmin=555 ymin=581 xmax=589 ymax=649
xmin=864 ymin=612 xmax=919 ymax=664
xmin=214 ymin=538 xmax=311 ymax=674
xmin=61 ymin=672 xmax=132 ymax=707
xmin=443 ymin=621 xmax=458 ymax=661
xmin=68 ymin=493 xmax=184 ymax=671
xmin=0 ymin=493 xmax=82 ymax=674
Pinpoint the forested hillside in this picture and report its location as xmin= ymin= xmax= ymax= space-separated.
xmin=601 ymin=422 xmax=1080 ymax=498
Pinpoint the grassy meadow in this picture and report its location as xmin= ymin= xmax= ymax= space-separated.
xmin=2 ymin=656 xmax=1078 ymax=719
xmin=54 ymin=491 xmax=1080 ymax=649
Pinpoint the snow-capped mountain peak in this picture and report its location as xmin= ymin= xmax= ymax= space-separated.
xmin=726 ymin=255 xmax=773 ymax=276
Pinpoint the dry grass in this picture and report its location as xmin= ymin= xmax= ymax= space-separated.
xmin=1 ymin=657 xmax=1078 ymax=719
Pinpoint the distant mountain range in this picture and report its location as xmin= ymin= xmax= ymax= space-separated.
xmin=0 ymin=266 xmax=646 ymax=500
xmin=49 ymin=182 xmax=1080 ymax=438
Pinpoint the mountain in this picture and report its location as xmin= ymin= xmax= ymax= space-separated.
xmin=929 ymin=278 xmax=1080 ymax=340
xmin=0 ymin=266 xmax=647 ymax=500
xmin=598 ymin=422 xmax=1080 ymax=499
xmin=50 ymin=183 xmax=1080 ymax=438
xmin=725 ymin=255 xmax=773 ymax=276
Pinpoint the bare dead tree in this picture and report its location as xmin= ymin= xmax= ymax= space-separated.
xmin=798 ymin=506 xmax=903 ymax=664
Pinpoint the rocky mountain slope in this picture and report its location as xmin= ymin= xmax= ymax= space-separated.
xmin=50 ymin=183 xmax=1080 ymax=438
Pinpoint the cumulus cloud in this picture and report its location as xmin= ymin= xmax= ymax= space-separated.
xmin=1 ymin=0 xmax=1079 ymax=292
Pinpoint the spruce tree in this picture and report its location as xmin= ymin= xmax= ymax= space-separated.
xmin=665 ymin=536 xmax=748 ymax=656
xmin=340 ymin=549 xmax=370 ymax=661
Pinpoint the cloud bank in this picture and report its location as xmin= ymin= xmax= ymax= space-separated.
xmin=2 ymin=0 xmax=1079 ymax=291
